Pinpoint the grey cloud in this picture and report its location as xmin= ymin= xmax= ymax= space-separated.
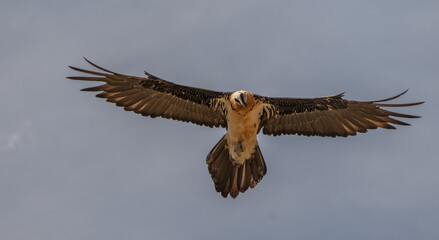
xmin=1 ymin=0 xmax=438 ymax=239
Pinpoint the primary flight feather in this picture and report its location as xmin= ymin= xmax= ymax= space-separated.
xmin=68 ymin=58 xmax=423 ymax=198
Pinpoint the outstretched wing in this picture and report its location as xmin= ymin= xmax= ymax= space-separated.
xmin=256 ymin=90 xmax=423 ymax=137
xmin=68 ymin=58 xmax=229 ymax=128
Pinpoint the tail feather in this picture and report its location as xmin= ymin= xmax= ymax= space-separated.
xmin=230 ymin=166 xmax=240 ymax=198
xmin=255 ymin=146 xmax=267 ymax=176
xmin=206 ymin=137 xmax=226 ymax=165
xmin=206 ymin=135 xmax=267 ymax=198
xmin=239 ymin=161 xmax=252 ymax=192
xmin=249 ymin=146 xmax=266 ymax=186
xmin=213 ymin=151 xmax=230 ymax=185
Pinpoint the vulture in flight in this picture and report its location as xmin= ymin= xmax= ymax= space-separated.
xmin=68 ymin=58 xmax=423 ymax=198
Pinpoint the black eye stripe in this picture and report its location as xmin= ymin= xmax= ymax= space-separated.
xmin=240 ymin=93 xmax=246 ymax=102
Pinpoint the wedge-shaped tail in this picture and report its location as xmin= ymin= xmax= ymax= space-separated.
xmin=206 ymin=135 xmax=266 ymax=198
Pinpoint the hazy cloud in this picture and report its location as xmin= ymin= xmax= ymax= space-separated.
xmin=1 ymin=121 xmax=31 ymax=152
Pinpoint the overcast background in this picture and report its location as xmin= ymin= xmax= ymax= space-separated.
xmin=1 ymin=0 xmax=438 ymax=239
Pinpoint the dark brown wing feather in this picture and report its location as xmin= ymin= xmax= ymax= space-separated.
xmin=67 ymin=58 xmax=229 ymax=128
xmin=257 ymin=90 xmax=424 ymax=137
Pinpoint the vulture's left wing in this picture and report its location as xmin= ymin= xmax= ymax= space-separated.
xmin=68 ymin=58 xmax=229 ymax=128
xmin=256 ymin=90 xmax=423 ymax=137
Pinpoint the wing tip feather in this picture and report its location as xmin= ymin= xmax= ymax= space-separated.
xmin=83 ymin=57 xmax=116 ymax=74
xmin=373 ymin=89 xmax=409 ymax=103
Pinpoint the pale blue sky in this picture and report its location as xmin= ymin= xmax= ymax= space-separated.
xmin=1 ymin=0 xmax=438 ymax=239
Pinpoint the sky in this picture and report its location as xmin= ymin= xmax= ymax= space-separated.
xmin=1 ymin=0 xmax=438 ymax=239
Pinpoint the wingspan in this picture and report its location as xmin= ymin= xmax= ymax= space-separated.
xmin=256 ymin=90 xmax=424 ymax=137
xmin=68 ymin=58 xmax=229 ymax=128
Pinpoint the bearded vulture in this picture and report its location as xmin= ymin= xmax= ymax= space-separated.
xmin=68 ymin=58 xmax=423 ymax=198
